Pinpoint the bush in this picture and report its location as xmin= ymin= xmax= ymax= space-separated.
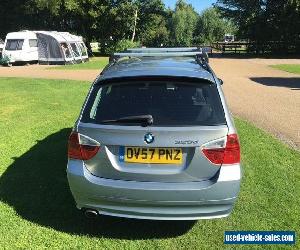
xmin=113 ymin=39 xmax=140 ymax=52
xmin=0 ymin=55 xmax=10 ymax=65
xmin=97 ymin=40 xmax=141 ymax=55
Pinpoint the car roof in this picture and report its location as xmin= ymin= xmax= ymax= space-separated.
xmin=98 ymin=57 xmax=216 ymax=83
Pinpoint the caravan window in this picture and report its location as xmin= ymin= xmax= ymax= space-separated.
xmin=60 ymin=43 xmax=72 ymax=58
xmin=29 ymin=39 xmax=38 ymax=47
xmin=70 ymin=43 xmax=80 ymax=57
xmin=79 ymin=43 xmax=87 ymax=56
xmin=5 ymin=39 xmax=24 ymax=50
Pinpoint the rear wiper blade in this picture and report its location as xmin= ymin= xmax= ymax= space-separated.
xmin=100 ymin=115 xmax=153 ymax=127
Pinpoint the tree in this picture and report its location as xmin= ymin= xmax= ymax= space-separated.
xmin=0 ymin=0 xmax=29 ymax=38
xmin=24 ymin=0 xmax=138 ymax=52
xmin=26 ymin=0 xmax=102 ymax=53
xmin=170 ymin=0 xmax=198 ymax=46
xmin=265 ymin=0 xmax=300 ymax=51
xmin=195 ymin=7 xmax=237 ymax=45
xmin=137 ymin=14 xmax=169 ymax=46
xmin=215 ymin=0 xmax=300 ymax=52
xmin=215 ymin=0 xmax=265 ymax=40
xmin=135 ymin=0 xmax=170 ymax=46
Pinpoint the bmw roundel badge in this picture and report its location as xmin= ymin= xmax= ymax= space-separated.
xmin=144 ymin=133 xmax=154 ymax=144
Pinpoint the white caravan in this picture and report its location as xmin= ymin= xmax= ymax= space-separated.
xmin=2 ymin=30 xmax=89 ymax=65
xmin=2 ymin=31 xmax=38 ymax=64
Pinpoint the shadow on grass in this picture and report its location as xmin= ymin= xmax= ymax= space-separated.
xmin=250 ymin=77 xmax=300 ymax=90
xmin=0 ymin=128 xmax=195 ymax=239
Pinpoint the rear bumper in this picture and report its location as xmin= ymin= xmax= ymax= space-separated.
xmin=67 ymin=160 xmax=241 ymax=220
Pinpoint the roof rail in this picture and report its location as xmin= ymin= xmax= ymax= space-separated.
xmin=114 ymin=51 xmax=202 ymax=57
xmin=110 ymin=47 xmax=209 ymax=63
xmin=107 ymin=47 xmax=212 ymax=76
xmin=126 ymin=47 xmax=199 ymax=53
xmin=103 ymin=47 xmax=215 ymax=79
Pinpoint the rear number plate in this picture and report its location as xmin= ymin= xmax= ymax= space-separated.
xmin=119 ymin=147 xmax=182 ymax=164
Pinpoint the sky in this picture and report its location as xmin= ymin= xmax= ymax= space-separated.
xmin=163 ymin=0 xmax=216 ymax=13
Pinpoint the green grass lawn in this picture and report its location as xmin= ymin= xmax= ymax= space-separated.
xmin=0 ymin=77 xmax=299 ymax=249
xmin=48 ymin=57 xmax=108 ymax=70
xmin=271 ymin=64 xmax=300 ymax=74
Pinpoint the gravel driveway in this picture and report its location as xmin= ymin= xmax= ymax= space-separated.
xmin=1 ymin=58 xmax=299 ymax=149
xmin=210 ymin=58 xmax=300 ymax=149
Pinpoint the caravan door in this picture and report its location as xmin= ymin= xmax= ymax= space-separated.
xmin=27 ymin=39 xmax=39 ymax=61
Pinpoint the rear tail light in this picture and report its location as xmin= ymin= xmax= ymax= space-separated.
xmin=68 ymin=132 xmax=100 ymax=160
xmin=201 ymin=134 xmax=240 ymax=165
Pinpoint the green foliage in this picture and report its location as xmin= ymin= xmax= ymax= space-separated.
xmin=138 ymin=14 xmax=170 ymax=47
xmin=215 ymin=0 xmax=300 ymax=52
xmin=34 ymin=0 xmax=62 ymax=15
xmin=170 ymin=0 xmax=198 ymax=46
xmin=0 ymin=55 xmax=10 ymax=65
xmin=3 ymin=0 xmax=299 ymax=53
xmin=108 ymin=2 xmax=137 ymax=42
xmin=195 ymin=7 xmax=237 ymax=45
xmin=135 ymin=0 xmax=169 ymax=46
xmin=271 ymin=64 xmax=300 ymax=75
xmin=112 ymin=39 xmax=140 ymax=52
xmin=0 ymin=0 xmax=27 ymax=38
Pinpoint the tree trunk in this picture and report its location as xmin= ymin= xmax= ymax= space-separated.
xmin=131 ymin=9 xmax=138 ymax=42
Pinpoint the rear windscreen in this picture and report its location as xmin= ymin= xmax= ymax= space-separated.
xmin=81 ymin=81 xmax=226 ymax=126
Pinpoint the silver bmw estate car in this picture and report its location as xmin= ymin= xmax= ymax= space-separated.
xmin=67 ymin=48 xmax=241 ymax=220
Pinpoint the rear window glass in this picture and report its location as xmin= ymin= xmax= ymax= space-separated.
xmin=5 ymin=39 xmax=24 ymax=50
xmin=81 ymin=81 xmax=226 ymax=126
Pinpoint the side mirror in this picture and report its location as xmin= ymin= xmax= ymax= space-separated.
xmin=218 ymin=78 xmax=224 ymax=85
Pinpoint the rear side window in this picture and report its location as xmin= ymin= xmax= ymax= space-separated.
xmin=5 ymin=39 xmax=24 ymax=50
xmin=82 ymin=81 xmax=226 ymax=126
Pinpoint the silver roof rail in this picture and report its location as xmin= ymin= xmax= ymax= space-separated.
xmin=109 ymin=47 xmax=210 ymax=68
xmin=102 ymin=47 xmax=215 ymax=78
xmin=126 ymin=47 xmax=199 ymax=53
xmin=114 ymin=51 xmax=202 ymax=57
